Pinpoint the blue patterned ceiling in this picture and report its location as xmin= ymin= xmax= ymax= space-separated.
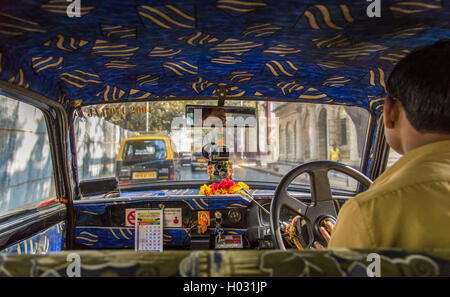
xmin=0 ymin=0 xmax=449 ymax=113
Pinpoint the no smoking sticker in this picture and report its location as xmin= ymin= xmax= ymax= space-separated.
xmin=125 ymin=209 xmax=136 ymax=226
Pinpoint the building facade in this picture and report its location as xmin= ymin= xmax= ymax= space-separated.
xmin=273 ymin=102 xmax=368 ymax=168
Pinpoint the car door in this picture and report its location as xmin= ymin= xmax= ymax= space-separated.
xmin=0 ymin=86 xmax=70 ymax=254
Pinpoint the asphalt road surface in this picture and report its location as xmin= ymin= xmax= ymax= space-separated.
xmin=175 ymin=164 xmax=358 ymax=191
xmin=175 ymin=164 xmax=281 ymax=182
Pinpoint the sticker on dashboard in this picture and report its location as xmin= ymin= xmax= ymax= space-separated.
xmin=127 ymin=208 xmax=182 ymax=228
xmin=198 ymin=210 xmax=210 ymax=226
xmin=163 ymin=208 xmax=182 ymax=228
xmin=125 ymin=209 xmax=136 ymax=226
xmin=215 ymin=234 xmax=243 ymax=249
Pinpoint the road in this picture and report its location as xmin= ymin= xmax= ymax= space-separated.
xmin=175 ymin=164 xmax=280 ymax=182
xmin=175 ymin=163 xmax=358 ymax=191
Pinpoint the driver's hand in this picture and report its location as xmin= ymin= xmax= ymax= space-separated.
xmin=313 ymin=221 xmax=334 ymax=249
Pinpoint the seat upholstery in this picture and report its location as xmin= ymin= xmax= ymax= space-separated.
xmin=0 ymin=249 xmax=448 ymax=277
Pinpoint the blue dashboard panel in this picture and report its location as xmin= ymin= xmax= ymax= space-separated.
xmin=75 ymin=193 xmax=254 ymax=225
xmin=86 ymin=188 xmax=276 ymax=199
xmin=0 ymin=222 xmax=65 ymax=255
xmin=74 ymin=226 xmax=247 ymax=249
xmin=75 ymin=190 xmax=259 ymax=249
xmin=74 ymin=189 xmax=346 ymax=249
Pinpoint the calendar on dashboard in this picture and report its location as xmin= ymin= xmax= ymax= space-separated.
xmin=135 ymin=209 xmax=163 ymax=252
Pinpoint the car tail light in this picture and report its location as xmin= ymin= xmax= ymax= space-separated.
xmin=169 ymin=167 xmax=175 ymax=180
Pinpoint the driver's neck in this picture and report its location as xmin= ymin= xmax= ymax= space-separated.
xmin=400 ymin=131 xmax=450 ymax=155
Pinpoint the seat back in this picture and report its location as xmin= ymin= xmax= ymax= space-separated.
xmin=0 ymin=249 xmax=448 ymax=277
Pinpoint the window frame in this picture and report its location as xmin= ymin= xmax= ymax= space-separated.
xmin=0 ymin=81 xmax=72 ymax=250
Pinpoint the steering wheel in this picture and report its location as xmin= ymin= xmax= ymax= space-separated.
xmin=269 ymin=161 xmax=373 ymax=250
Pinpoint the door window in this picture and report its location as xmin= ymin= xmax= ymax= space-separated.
xmin=0 ymin=95 xmax=56 ymax=214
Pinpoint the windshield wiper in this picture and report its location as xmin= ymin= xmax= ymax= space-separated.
xmin=102 ymin=190 xmax=121 ymax=198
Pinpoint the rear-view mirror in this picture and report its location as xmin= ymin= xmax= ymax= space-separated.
xmin=185 ymin=105 xmax=256 ymax=127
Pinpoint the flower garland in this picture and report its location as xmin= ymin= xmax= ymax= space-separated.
xmin=199 ymin=177 xmax=250 ymax=196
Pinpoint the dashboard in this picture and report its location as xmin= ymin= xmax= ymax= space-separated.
xmin=73 ymin=191 xmax=346 ymax=250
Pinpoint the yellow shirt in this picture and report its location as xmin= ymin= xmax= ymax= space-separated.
xmin=329 ymin=140 xmax=450 ymax=249
xmin=330 ymin=148 xmax=340 ymax=162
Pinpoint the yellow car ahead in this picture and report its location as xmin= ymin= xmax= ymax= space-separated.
xmin=116 ymin=135 xmax=175 ymax=185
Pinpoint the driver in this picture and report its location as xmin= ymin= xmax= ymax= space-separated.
xmin=315 ymin=39 xmax=450 ymax=249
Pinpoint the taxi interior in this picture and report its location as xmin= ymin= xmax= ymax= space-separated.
xmin=0 ymin=0 xmax=449 ymax=277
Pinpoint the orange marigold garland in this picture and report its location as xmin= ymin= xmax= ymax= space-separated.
xmin=199 ymin=177 xmax=250 ymax=196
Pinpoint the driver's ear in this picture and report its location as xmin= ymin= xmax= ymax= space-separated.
xmin=383 ymin=97 xmax=400 ymax=129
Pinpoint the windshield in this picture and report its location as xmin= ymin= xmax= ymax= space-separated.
xmin=74 ymin=100 xmax=371 ymax=191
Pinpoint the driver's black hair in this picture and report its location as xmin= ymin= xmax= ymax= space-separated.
xmin=386 ymin=39 xmax=450 ymax=134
